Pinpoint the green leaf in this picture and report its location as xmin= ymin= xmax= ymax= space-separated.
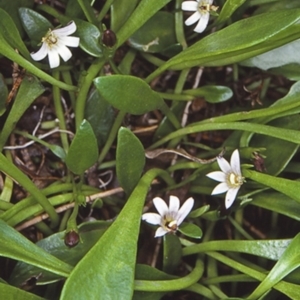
xmin=0 ymin=75 xmax=45 ymax=150
xmin=9 ymin=221 xmax=110 ymax=286
xmin=133 ymin=264 xmax=172 ymax=300
xmin=0 ymin=0 xmax=33 ymax=35
xmin=84 ymin=89 xmax=114 ymax=147
xmin=66 ymin=0 xmax=90 ymax=19
xmin=75 ymin=18 xmax=102 ymax=57
xmin=216 ymin=0 xmax=247 ymax=24
xmin=243 ymin=169 xmax=300 ymax=204
xmin=60 ymin=169 xmax=172 ymax=300
xmin=178 ymin=223 xmax=202 ymax=239
xmin=162 ymin=234 xmax=182 ymax=274
xmin=0 ymin=219 xmax=72 ymax=277
xmin=183 ymin=86 xmax=233 ymax=103
xmin=128 ymin=12 xmax=176 ymax=53
xmin=19 ymin=7 xmax=52 ymax=42
xmin=147 ymin=9 xmax=300 ymax=80
xmin=252 ymin=192 xmax=300 ymax=221
xmin=94 ymin=75 xmax=164 ymax=115
xmin=269 ymin=63 xmax=300 ymax=81
xmin=111 ymin=0 xmax=138 ymax=32
xmin=0 ymin=8 xmax=30 ymax=58
xmin=248 ymin=233 xmax=300 ymax=299
xmin=65 ymin=120 xmax=99 ymax=175
xmin=116 ymin=127 xmax=145 ymax=195
xmin=189 ymin=205 xmax=210 ymax=218
xmin=183 ymin=239 xmax=291 ymax=261
xmin=0 ymin=73 xmax=8 ymax=116
xmin=0 ymin=282 xmax=44 ymax=300
xmin=134 ymin=259 xmax=204 ymax=293
xmin=249 ymin=115 xmax=300 ymax=175
xmin=241 ymin=39 xmax=300 ymax=70
xmin=116 ymin=0 xmax=172 ymax=47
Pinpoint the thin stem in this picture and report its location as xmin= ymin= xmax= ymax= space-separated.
xmin=52 ymin=70 xmax=69 ymax=152
xmin=61 ymin=70 xmax=76 ymax=108
xmin=34 ymin=221 xmax=53 ymax=236
xmin=134 ymin=259 xmax=204 ymax=291
xmin=97 ymin=0 xmax=115 ymax=23
xmin=75 ymin=58 xmax=105 ymax=130
xmin=77 ymin=0 xmax=98 ymax=25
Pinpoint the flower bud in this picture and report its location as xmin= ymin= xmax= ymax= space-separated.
xmin=102 ymin=29 xmax=117 ymax=48
xmin=64 ymin=230 xmax=80 ymax=247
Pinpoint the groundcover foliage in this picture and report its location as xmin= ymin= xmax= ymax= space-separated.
xmin=1 ymin=0 xmax=300 ymax=299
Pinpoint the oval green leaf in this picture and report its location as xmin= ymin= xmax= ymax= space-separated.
xmin=116 ymin=127 xmax=145 ymax=195
xmin=178 ymin=222 xmax=202 ymax=239
xmin=183 ymin=85 xmax=233 ymax=103
xmin=84 ymin=89 xmax=114 ymax=147
xmin=128 ymin=12 xmax=177 ymax=53
xmin=94 ymin=75 xmax=164 ymax=115
xmin=65 ymin=119 xmax=99 ymax=175
xmin=0 ymin=8 xmax=30 ymax=58
xmin=75 ymin=19 xmax=102 ymax=57
xmin=18 ymin=7 xmax=52 ymax=42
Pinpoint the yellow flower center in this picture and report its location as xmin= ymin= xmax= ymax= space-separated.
xmin=42 ymin=29 xmax=58 ymax=48
xmin=198 ymin=2 xmax=219 ymax=13
xmin=227 ymin=172 xmax=244 ymax=188
xmin=166 ymin=220 xmax=178 ymax=232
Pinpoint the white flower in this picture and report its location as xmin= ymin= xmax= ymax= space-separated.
xmin=206 ymin=149 xmax=244 ymax=209
xmin=142 ymin=195 xmax=194 ymax=238
xmin=181 ymin=0 xmax=218 ymax=33
xmin=31 ymin=21 xmax=80 ymax=69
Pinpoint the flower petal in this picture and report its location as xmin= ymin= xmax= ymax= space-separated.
xmin=153 ymin=197 xmax=168 ymax=217
xmin=61 ymin=36 xmax=80 ymax=47
xmin=217 ymin=156 xmax=231 ymax=173
xmin=208 ymin=0 xmax=214 ymax=4
xmin=57 ymin=44 xmax=72 ymax=62
xmin=194 ymin=12 xmax=210 ymax=33
xmin=181 ymin=1 xmax=198 ymax=11
xmin=30 ymin=43 xmax=49 ymax=61
xmin=53 ymin=21 xmax=77 ymax=36
xmin=211 ymin=182 xmax=229 ymax=195
xmin=185 ymin=11 xmax=201 ymax=26
xmin=230 ymin=149 xmax=241 ymax=175
xmin=169 ymin=195 xmax=180 ymax=213
xmin=206 ymin=171 xmax=226 ymax=182
xmin=142 ymin=213 xmax=162 ymax=225
xmin=177 ymin=197 xmax=194 ymax=225
xmin=47 ymin=48 xmax=60 ymax=68
xmin=225 ymin=187 xmax=240 ymax=209
xmin=154 ymin=227 xmax=168 ymax=238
